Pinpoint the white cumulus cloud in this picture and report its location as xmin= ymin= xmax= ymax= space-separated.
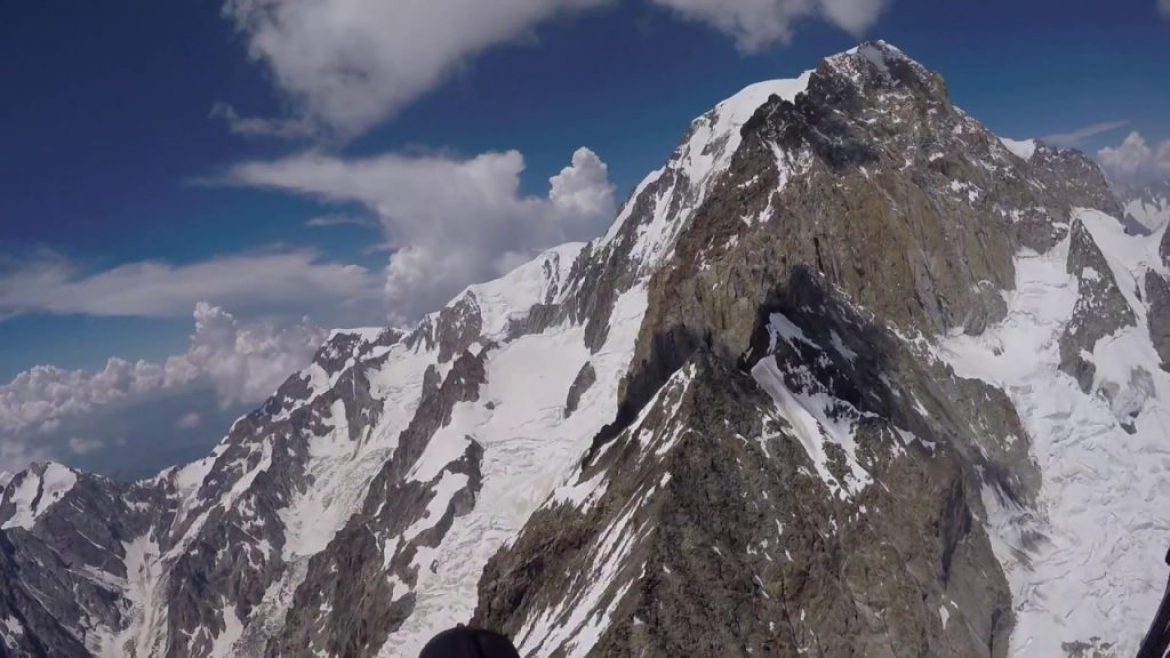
xmin=227 ymin=146 xmax=615 ymax=321
xmin=649 ymin=0 xmax=891 ymax=51
xmin=1097 ymin=131 xmax=1170 ymax=188
xmin=0 ymin=358 xmax=190 ymax=437
xmin=0 ymin=304 xmax=326 ymax=472
xmin=184 ymin=302 xmax=326 ymax=406
xmin=221 ymin=0 xmax=609 ymax=138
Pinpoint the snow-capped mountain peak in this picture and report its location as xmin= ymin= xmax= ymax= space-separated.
xmin=0 ymin=462 xmax=78 ymax=531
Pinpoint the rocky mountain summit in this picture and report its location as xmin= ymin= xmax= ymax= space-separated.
xmin=3 ymin=42 xmax=1169 ymax=658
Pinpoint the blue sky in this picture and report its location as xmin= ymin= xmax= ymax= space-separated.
xmin=1 ymin=0 xmax=1168 ymax=476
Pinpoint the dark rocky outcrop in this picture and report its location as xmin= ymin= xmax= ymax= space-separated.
xmin=564 ymin=363 xmax=597 ymax=418
xmin=619 ymin=44 xmax=1116 ymax=449
xmin=476 ymin=275 xmax=1020 ymax=657
xmin=1163 ymin=221 xmax=1170 ymax=264
xmin=1059 ymin=220 xmax=1137 ymax=391
xmin=1147 ymin=271 xmax=1170 ymax=372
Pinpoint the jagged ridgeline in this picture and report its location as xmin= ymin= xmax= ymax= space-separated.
xmin=3 ymin=42 xmax=1169 ymax=658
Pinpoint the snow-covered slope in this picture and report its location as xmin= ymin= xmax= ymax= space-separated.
xmin=0 ymin=463 xmax=76 ymax=530
xmin=1000 ymin=137 xmax=1038 ymax=161
xmin=939 ymin=211 xmax=1170 ymax=657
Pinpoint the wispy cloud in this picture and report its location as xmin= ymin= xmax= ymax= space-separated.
xmin=0 ymin=442 xmax=50 ymax=476
xmin=67 ymin=437 xmax=105 ymax=456
xmin=304 ymin=214 xmax=378 ymax=229
xmin=175 ymin=412 xmax=203 ymax=429
xmin=1041 ymin=120 xmax=1128 ymax=148
xmin=0 ymin=249 xmax=381 ymax=322
xmin=1161 ymin=0 xmax=1170 ymax=19
xmin=209 ymin=102 xmax=317 ymax=140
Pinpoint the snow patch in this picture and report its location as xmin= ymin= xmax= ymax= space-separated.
xmin=752 ymin=345 xmax=872 ymax=495
xmin=1000 ymin=138 xmax=1037 ymax=162
xmin=517 ymin=484 xmax=658 ymax=658
xmin=403 ymin=471 xmax=469 ymax=542
xmin=456 ymin=242 xmax=585 ymax=341
xmin=0 ymin=616 xmax=24 ymax=648
xmin=209 ymin=602 xmax=244 ymax=658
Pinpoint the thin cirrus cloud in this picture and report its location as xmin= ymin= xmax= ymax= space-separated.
xmin=225 ymin=146 xmax=616 ymax=321
xmin=1041 ymin=120 xmax=1128 ymax=148
xmin=209 ymin=101 xmax=317 ymax=140
xmin=0 ymin=249 xmax=381 ymax=322
xmin=304 ymin=214 xmax=379 ymax=229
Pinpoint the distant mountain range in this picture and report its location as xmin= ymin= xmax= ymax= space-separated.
xmin=1119 ymin=180 xmax=1170 ymax=233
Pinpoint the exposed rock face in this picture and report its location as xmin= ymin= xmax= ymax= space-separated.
xmin=564 ymin=363 xmax=597 ymax=418
xmin=0 ymin=530 xmax=93 ymax=658
xmin=1 ymin=41 xmax=1164 ymax=658
xmin=1057 ymin=220 xmax=1137 ymax=391
xmin=1147 ymin=271 xmax=1170 ymax=371
xmin=475 ymin=271 xmax=1026 ymax=657
xmin=1151 ymin=222 xmax=1170 ymax=370
xmin=1163 ymin=219 xmax=1170 ymax=263
xmin=623 ymin=43 xmax=1117 ymax=416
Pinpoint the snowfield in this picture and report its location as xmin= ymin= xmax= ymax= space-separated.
xmin=939 ymin=211 xmax=1170 ymax=656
